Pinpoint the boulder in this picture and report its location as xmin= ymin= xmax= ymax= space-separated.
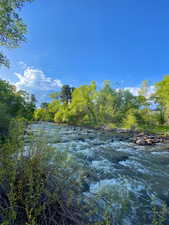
xmin=137 ymin=132 xmax=145 ymax=137
xmin=135 ymin=138 xmax=146 ymax=145
xmin=146 ymin=138 xmax=154 ymax=145
xmin=134 ymin=134 xmax=163 ymax=145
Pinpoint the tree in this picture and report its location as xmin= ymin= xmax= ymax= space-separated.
xmin=0 ymin=0 xmax=33 ymax=67
xmin=138 ymin=80 xmax=149 ymax=97
xmin=49 ymin=85 xmax=75 ymax=104
xmin=154 ymin=75 xmax=169 ymax=124
xmin=95 ymin=81 xmax=140 ymax=126
xmin=96 ymin=81 xmax=115 ymax=124
xmin=123 ymin=109 xmax=138 ymax=129
xmin=0 ymin=79 xmax=36 ymax=137
xmin=41 ymin=102 xmax=49 ymax=109
xmin=34 ymin=108 xmax=52 ymax=121
xmin=16 ymin=90 xmax=36 ymax=120
xmin=60 ymin=85 xmax=75 ymax=104
xmin=138 ymin=80 xmax=151 ymax=107
xmin=48 ymin=100 xmax=61 ymax=118
xmin=0 ymin=102 xmax=11 ymax=137
xmin=70 ymin=82 xmax=97 ymax=124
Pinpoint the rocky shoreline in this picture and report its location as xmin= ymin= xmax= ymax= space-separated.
xmin=133 ymin=133 xmax=164 ymax=145
xmin=96 ymin=126 xmax=169 ymax=146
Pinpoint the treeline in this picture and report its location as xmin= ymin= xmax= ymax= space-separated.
xmin=1 ymin=75 xmax=169 ymax=135
xmin=0 ymin=79 xmax=36 ymax=139
xmin=34 ymin=76 xmax=169 ymax=132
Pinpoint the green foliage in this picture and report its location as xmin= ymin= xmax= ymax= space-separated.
xmin=48 ymin=100 xmax=61 ymax=113
xmin=39 ymin=80 xmax=142 ymax=128
xmin=0 ymin=79 xmax=36 ymax=138
xmin=154 ymin=75 xmax=169 ymax=105
xmin=96 ymin=81 xmax=140 ymax=126
xmin=151 ymin=204 xmax=168 ymax=225
xmin=0 ymin=0 xmax=33 ymax=67
xmin=70 ymin=81 xmax=97 ymax=125
xmin=49 ymin=85 xmax=75 ymax=104
xmin=0 ymin=119 xmax=94 ymax=225
xmin=40 ymin=102 xmax=49 ymax=109
xmin=139 ymin=124 xmax=169 ymax=136
xmin=33 ymin=76 xmax=169 ymax=132
xmin=0 ymin=53 xmax=9 ymax=68
xmin=0 ymin=102 xmax=11 ymax=137
xmin=139 ymin=80 xmax=150 ymax=98
xmin=34 ymin=108 xmax=52 ymax=121
xmin=60 ymin=85 xmax=75 ymax=104
xmin=54 ymin=105 xmax=71 ymax=123
xmin=154 ymin=75 xmax=169 ymax=124
xmin=123 ymin=110 xmax=138 ymax=129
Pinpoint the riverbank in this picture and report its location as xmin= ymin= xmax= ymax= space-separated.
xmin=39 ymin=122 xmax=169 ymax=146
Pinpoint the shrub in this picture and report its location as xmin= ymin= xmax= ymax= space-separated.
xmin=0 ymin=119 xmax=87 ymax=225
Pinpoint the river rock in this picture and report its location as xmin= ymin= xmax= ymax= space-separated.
xmin=134 ymin=134 xmax=163 ymax=145
xmin=135 ymin=138 xmax=146 ymax=145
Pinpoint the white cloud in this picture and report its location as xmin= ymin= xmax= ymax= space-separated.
xmin=15 ymin=67 xmax=63 ymax=92
xmin=14 ymin=67 xmax=63 ymax=104
xmin=124 ymin=85 xmax=155 ymax=97
xmin=124 ymin=87 xmax=140 ymax=96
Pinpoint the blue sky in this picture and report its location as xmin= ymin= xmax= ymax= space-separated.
xmin=1 ymin=0 xmax=169 ymax=102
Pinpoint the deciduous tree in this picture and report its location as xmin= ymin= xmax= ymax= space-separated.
xmin=0 ymin=0 xmax=33 ymax=67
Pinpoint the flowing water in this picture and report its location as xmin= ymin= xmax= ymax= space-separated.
xmin=30 ymin=122 xmax=169 ymax=225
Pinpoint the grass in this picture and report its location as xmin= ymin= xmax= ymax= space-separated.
xmin=139 ymin=124 xmax=169 ymax=136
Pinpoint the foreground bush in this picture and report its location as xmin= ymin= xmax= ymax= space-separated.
xmin=0 ymin=119 xmax=88 ymax=225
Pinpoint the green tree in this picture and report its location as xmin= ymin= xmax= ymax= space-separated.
xmin=0 ymin=0 xmax=33 ymax=67
xmin=138 ymin=80 xmax=151 ymax=107
xmin=41 ymin=102 xmax=49 ymax=109
xmin=139 ymin=80 xmax=149 ymax=97
xmin=154 ymin=75 xmax=169 ymax=124
xmin=48 ymin=100 xmax=61 ymax=120
xmin=96 ymin=81 xmax=139 ymax=126
xmin=70 ymin=82 xmax=97 ymax=124
xmin=123 ymin=109 xmax=138 ymax=129
xmin=34 ymin=108 xmax=52 ymax=121
xmin=54 ymin=105 xmax=72 ymax=123
xmin=60 ymin=85 xmax=75 ymax=104
xmin=96 ymin=81 xmax=116 ymax=124
xmin=0 ymin=79 xmax=36 ymax=137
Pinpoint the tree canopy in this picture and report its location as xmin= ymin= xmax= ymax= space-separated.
xmin=0 ymin=79 xmax=36 ymax=137
xmin=0 ymin=0 xmax=33 ymax=67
